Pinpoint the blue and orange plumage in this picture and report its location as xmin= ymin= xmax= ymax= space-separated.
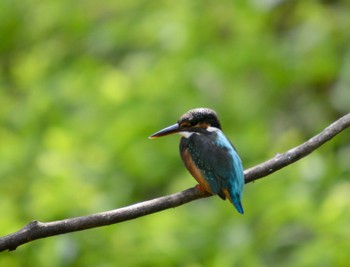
xmin=149 ymin=108 xmax=245 ymax=214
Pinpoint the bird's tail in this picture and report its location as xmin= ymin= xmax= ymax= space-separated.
xmin=223 ymin=189 xmax=244 ymax=214
xmin=232 ymin=197 xmax=244 ymax=214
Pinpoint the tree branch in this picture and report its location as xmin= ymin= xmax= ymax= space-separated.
xmin=244 ymin=113 xmax=350 ymax=182
xmin=1 ymin=113 xmax=349 ymax=252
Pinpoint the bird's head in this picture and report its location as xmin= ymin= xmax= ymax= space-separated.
xmin=149 ymin=108 xmax=222 ymax=139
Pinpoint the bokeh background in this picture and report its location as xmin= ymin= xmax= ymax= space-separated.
xmin=1 ymin=0 xmax=350 ymax=266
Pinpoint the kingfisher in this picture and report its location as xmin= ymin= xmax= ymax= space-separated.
xmin=149 ymin=108 xmax=245 ymax=214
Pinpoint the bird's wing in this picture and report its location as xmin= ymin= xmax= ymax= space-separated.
xmin=191 ymin=131 xmax=244 ymax=197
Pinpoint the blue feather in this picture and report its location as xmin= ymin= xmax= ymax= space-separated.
xmin=180 ymin=128 xmax=245 ymax=214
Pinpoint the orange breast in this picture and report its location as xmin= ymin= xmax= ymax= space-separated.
xmin=181 ymin=149 xmax=212 ymax=194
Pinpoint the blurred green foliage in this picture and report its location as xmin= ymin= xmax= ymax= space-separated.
xmin=1 ymin=0 xmax=350 ymax=266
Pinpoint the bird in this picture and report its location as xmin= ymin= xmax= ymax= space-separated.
xmin=149 ymin=108 xmax=245 ymax=214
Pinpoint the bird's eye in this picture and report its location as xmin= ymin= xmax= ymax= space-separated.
xmin=188 ymin=120 xmax=199 ymax=127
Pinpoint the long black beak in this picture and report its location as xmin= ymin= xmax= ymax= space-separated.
xmin=148 ymin=123 xmax=181 ymax=139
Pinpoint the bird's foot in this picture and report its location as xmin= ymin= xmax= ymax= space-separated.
xmin=195 ymin=184 xmax=212 ymax=197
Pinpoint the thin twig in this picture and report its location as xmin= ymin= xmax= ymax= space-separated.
xmin=0 ymin=113 xmax=349 ymax=252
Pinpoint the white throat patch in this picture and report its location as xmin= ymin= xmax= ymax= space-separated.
xmin=178 ymin=131 xmax=197 ymax=138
